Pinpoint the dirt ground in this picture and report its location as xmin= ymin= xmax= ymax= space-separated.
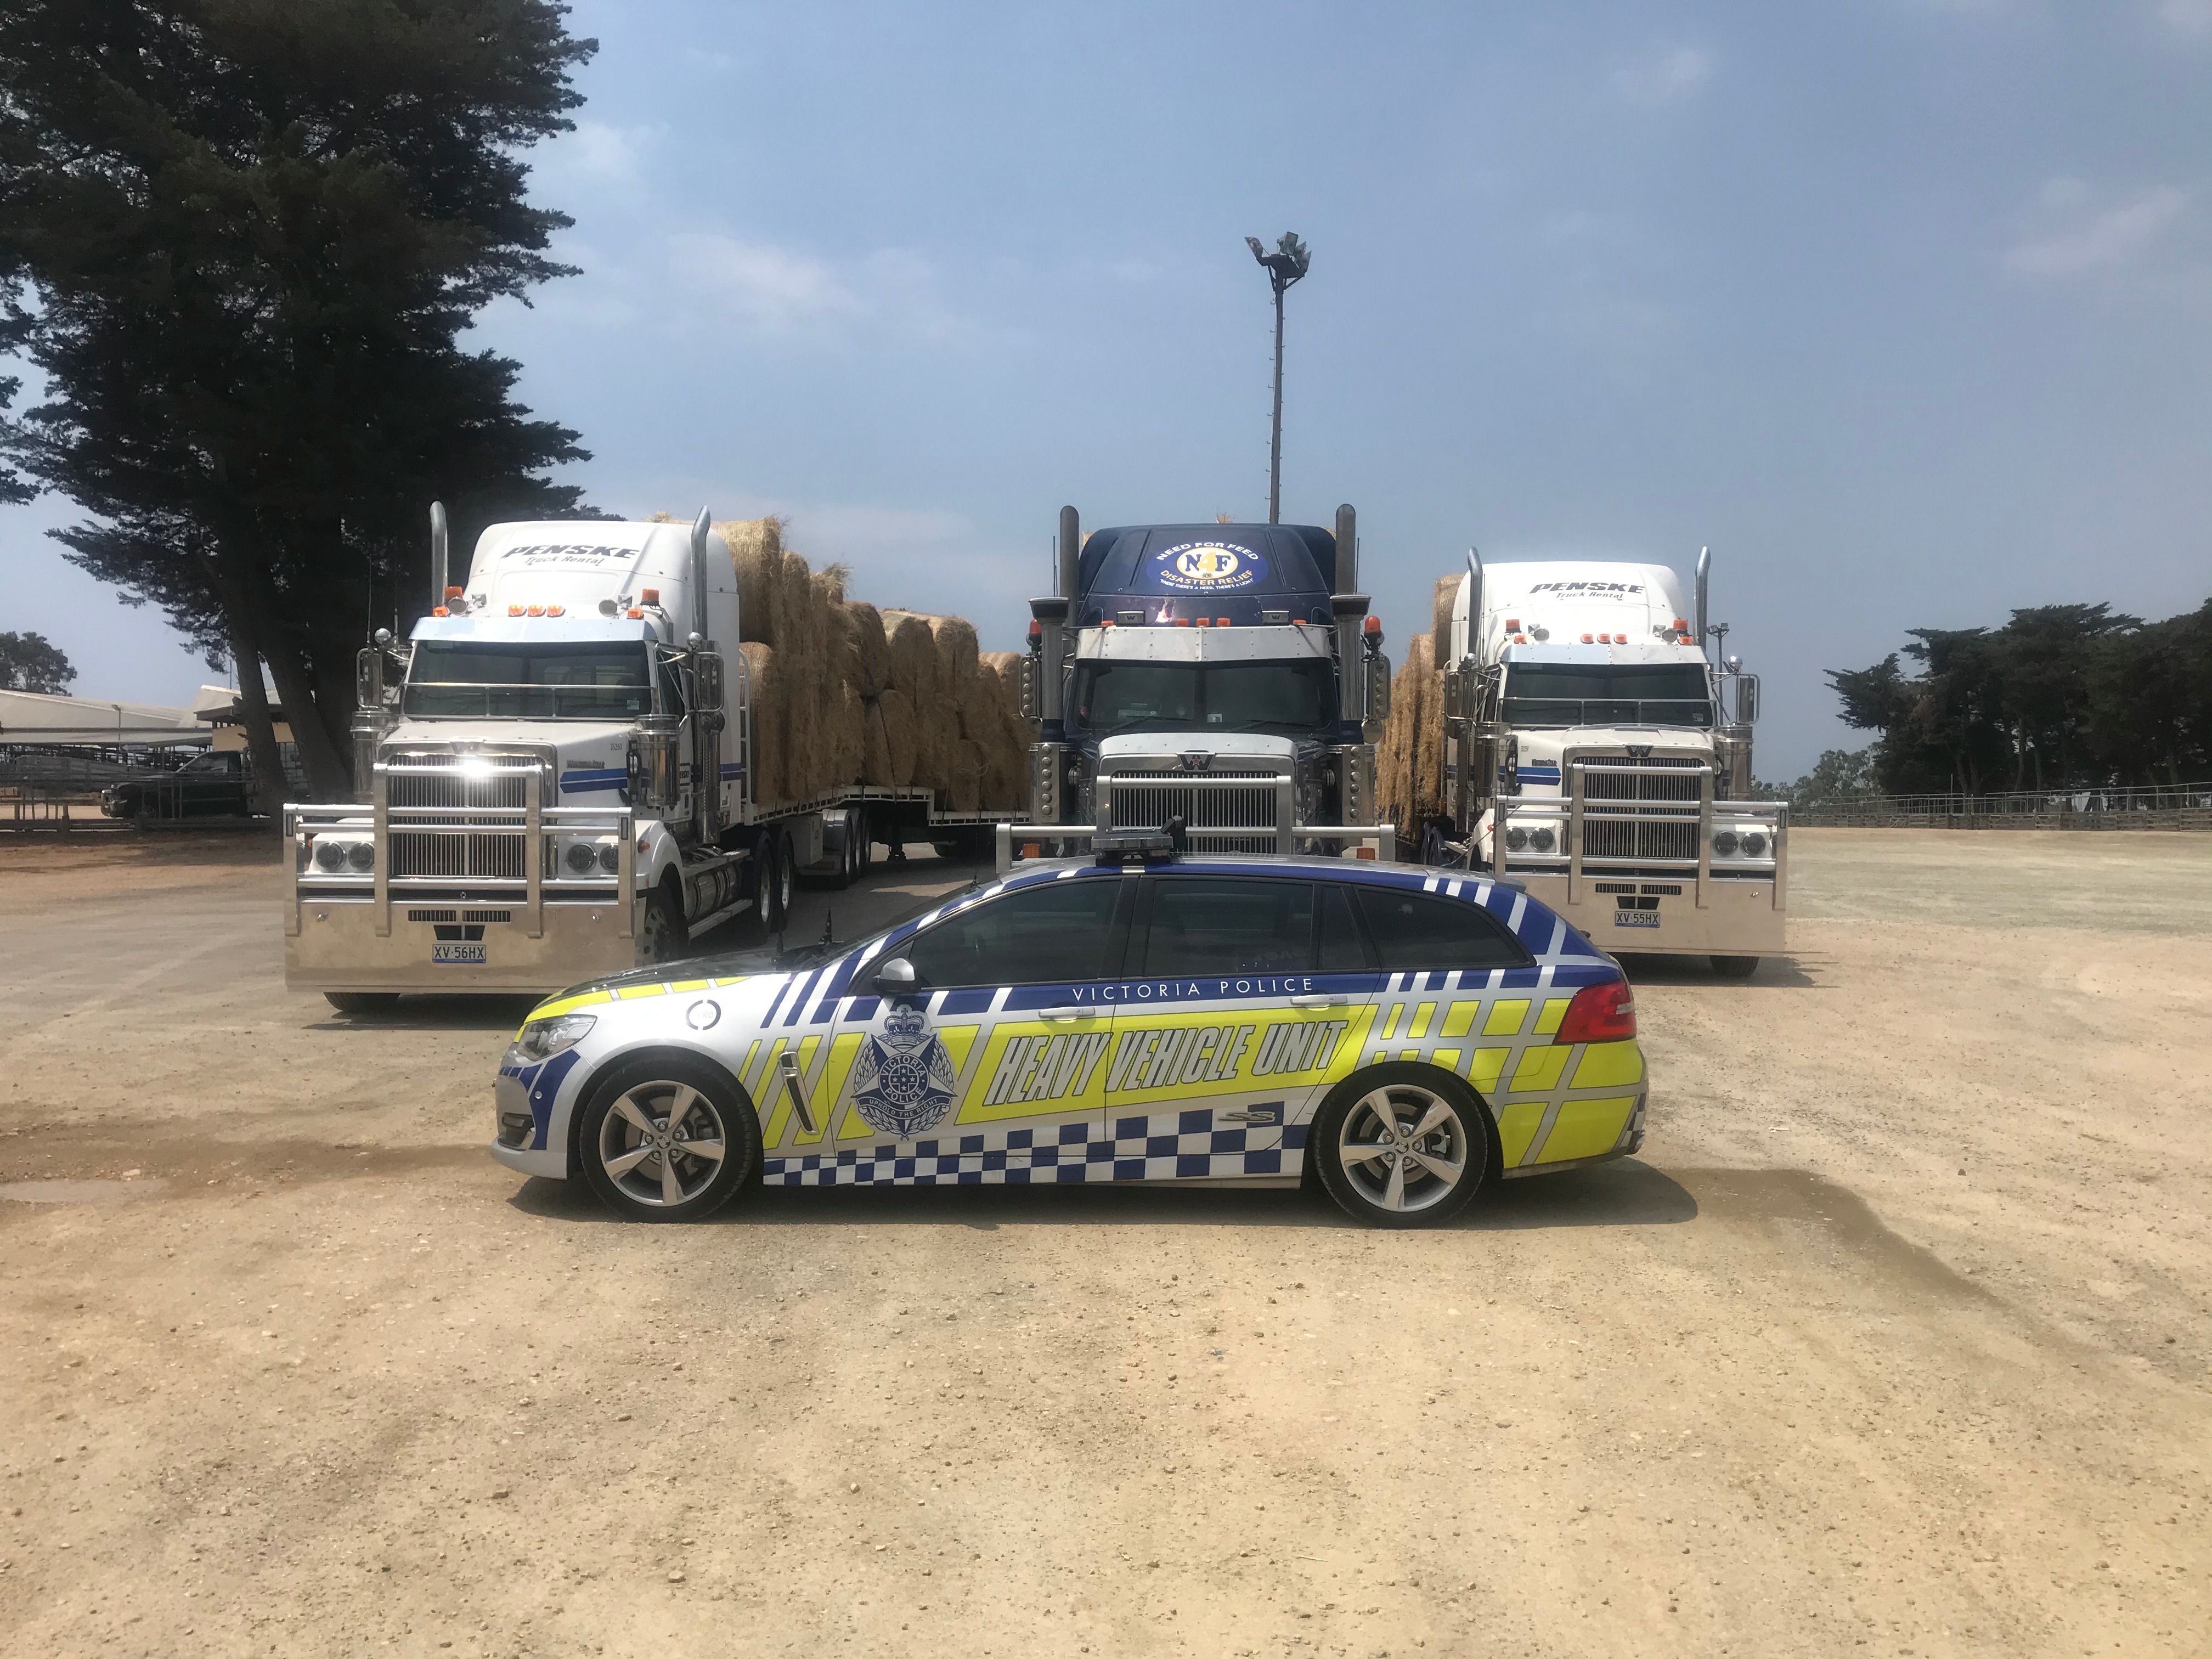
xmin=2 ymin=827 xmax=2208 ymax=1658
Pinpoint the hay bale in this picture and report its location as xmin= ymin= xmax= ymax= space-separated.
xmin=1432 ymin=574 xmax=1463 ymax=666
xmin=865 ymin=690 xmax=918 ymax=788
xmin=716 ymin=518 xmax=782 ymax=645
xmin=737 ymin=641 xmax=784 ymax=806
xmin=827 ymin=678 xmax=865 ymax=792
xmin=927 ymin=614 xmax=981 ymax=700
xmin=879 ymin=610 xmax=941 ymax=702
xmin=946 ymin=738 xmax=985 ymax=813
xmin=836 ymin=602 xmax=892 ymax=699
xmin=1376 ymin=631 xmax=1446 ymax=832
xmin=980 ymin=650 xmax=1024 ymax=714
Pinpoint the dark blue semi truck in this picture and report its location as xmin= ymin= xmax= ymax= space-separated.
xmin=1007 ymin=504 xmax=1392 ymax=862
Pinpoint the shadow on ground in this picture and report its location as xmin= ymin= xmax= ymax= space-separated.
xmin=507 ymin=1156 xmax=1699 ymax=1233
xmin=1616 ymin=952 xmax=1822 ymax=989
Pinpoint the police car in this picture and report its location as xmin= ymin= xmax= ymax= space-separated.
xmin=490 ymin=836 xmax=1648 ymax=1228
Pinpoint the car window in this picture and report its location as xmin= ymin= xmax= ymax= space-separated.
xmin=1354 ymin=887 xmax=1528 ymax=972
xmin=1317 ymin=882 xmax=1376 ymax=972
xmin=900 ymin=877 xmax=1126 ymax=989
xmin=1138 ymin=877 xmax=1315 ymax=977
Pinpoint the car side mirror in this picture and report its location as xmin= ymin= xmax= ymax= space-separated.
xmin=873 ymin=956 xmax=916 ymax=994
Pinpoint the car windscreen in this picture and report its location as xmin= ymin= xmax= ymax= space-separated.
xmin=1071 ymin=660 xmax=1335 ymax=737
xmin=1500 ymin=663 xmax=1712 ymax=727
xmin=404 ymin=642 xmax=652 ymax=720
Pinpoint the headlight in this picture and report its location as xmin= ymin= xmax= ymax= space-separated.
xmin=346 ymin=841 xmax=374 ymax=872
xmin=507 ymin=1013 xmax=596 ymax=1065
xmin=1530 ymin=826 xmax=1556 ymax=853
xmin=1741 ymin=830 xmax=1768 ymax=857
xmin=1712 ymin=829 xmax=1739 ymax=856
xmin=597 ymin=841 xmax=620 ymax=873
xmin=314 ymin=839 xmax=347 ymax=872
xmin=564 ymin=840 xmax=597 ymax=874
xmin=1505 ymin=826 xmax=1529 ymax=851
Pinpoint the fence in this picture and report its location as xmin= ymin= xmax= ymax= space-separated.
xmin=1798 ymin=781 xmax=2212 ymax=830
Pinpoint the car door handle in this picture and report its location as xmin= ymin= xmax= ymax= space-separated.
xmin=1038 ymin=1006 xmax=1095 ymax=1022
xmin=1289 ymin=995 xmax=1348 ymax=1009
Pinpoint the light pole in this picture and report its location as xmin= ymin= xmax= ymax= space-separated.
xmin=1246 ymin=232 xmax=1310 ymax=524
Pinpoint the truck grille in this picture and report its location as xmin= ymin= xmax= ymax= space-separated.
xmin=1107 ymin=770 xmax=1283 ymax=854
xmin=1577 ymin=755 xmax=1707 ymax=864
xmin=387 ymin=751 xmax=540 ymax=879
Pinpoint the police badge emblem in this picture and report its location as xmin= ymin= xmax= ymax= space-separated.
xmin=850 ymin=1003 xmax=960 ymax=1141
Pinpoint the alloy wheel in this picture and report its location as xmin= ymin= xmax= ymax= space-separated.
xmin=1334 ymin=1081 xmax=1471 ymax=1214
xmin=595 ymin=1081 xmax=729 ymax=1208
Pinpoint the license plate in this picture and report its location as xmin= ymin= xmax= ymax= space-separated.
xmin=1614 ymin=910 xmax=1660 ymax=929
xmin=432 ymin=942 xmax=487 ymax=965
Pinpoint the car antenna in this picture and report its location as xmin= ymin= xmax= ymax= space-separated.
xmin=821 ymin=906 xmax=834 ymax=949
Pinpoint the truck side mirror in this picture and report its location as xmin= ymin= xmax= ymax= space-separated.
xmin=693 ymin=650 xmax=724 ymax=726
xmin=1441 ymin=666 xmax=1468 ymax=724
xmin=1736 ymin=674 xmax=1760 ymax=725
xmin=1365 ymin=654 xmax=1392 ymax=723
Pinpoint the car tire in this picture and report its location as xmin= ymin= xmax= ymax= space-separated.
xmin=324 ymin=992 xmax=400 ymax=1017
xmin=1310 ymin=1063 xmax=1491 ymax=1229
xmin=575 ymin=1053 xmax=760 ymax=1222
xmin=1711 ymin=955 xmax=1759 ymax=979
xmin=641 ymin=884 xmax=689 ymax=963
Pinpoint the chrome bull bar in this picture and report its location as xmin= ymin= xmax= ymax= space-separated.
xmin=1497 ymin=761 xmax=1786 ymax=913
xmin=284 ymin=759 xmax=635 ymax=943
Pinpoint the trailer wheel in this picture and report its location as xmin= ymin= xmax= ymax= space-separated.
xmin=825 ymin=808 xmax=861 ymax=890
xmin=854 ymin=810 xmax=875 ymax=877
xmin=324 ymin=992 xmax=400 ymax=1018
xmin=1711 ymin=956 xmax=1759 ymax=979
xmin=1419 ymin=822 xmax=1447 ymax=866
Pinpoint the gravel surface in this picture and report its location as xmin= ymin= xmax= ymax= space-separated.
xmin=1 ymin=827 xmax=2207 ymax=1658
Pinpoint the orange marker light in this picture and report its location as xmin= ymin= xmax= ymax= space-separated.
xmin=508 ymin=605 xmax=524 ymax=617
xmin=1217 ymin=617 xmax=1231 ymax=628
xmin=1672 ymin=617 xmax=1688 ymax=631
xmin=432 ymin=606 xmax=450 ymax=618
xmin=641 ymin=588 xmax=659 ymax=605
xmin=546 ymin=605 xmax=565 ymax=617
xmin=1504 ymin=617 xmax=1520 ymax=631
xmin=527 ymin=605 xmax=545 ymax=617
xmin=1195 ymin=618 xmax=1211 ymax=628
xmin=1363 ymin=615 xmax=1381 ymax=635
xmin=1581 ymin=633 xmax=1594 ymax=644
xmin=627 ymin=607 xmax=644 ymax=619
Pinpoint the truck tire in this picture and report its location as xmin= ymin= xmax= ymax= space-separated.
xmin=324 ymin=992 xmax=400 ymax=1018
xmin=1712 ymin=956 xmax=1759 ymax=979
xmin=824 ymin=808 xmax=861 ymax=890
xmin=758 ymin=828 xmax=793 ymax=934
xmin=854 ymin=811 xmax=875 ymax=877
xmin=641 ymin=883 xmax=689 ymax=963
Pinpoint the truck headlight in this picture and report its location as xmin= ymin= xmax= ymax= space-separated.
xmin=563 ymin=839 xmax=597 ymax=874
xmin=1741 ymin=830 xmax=1768 ymax=857
xmin=507 ymin=1013 xmax=596 ymax=1065
xmin=1505 ymin=826 xmax=1529 ymax=851
xmin=597 ymin=841 xmax=620 ymax=873
xmin=1530 ymin=826 xmax=1556 ymax=853
xmin=314 ymin=839 xmax=347 ymax=872
xmin=347 ymin=841 xmax=374 ymax=872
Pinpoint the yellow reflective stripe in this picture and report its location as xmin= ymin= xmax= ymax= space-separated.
xmin=1497 ymin=1101 xmax=1547 ymax=1165
xmin=1381 ymin=1001 xmax=1406 ymax=1039
xmin=1409 ymin=1001 xmax=1436 ymax=1039
xmin=614 ymin=983 xmax=670 ymax=1001
xmin=1431 ymin=1047 xmax=1460 ymax=1076
xmin=1509 ymin=1045 xmax=1570 ymax=1092
xmin=1570 ymin=1041 xmax=1644 ymax=1088
xmin=1468 ymin=1047 xmax=1509 ymax=1090
xmin=1398 ymin=1047 xmax=1420 ymax=1062
xmin=1440 ymin=1001 xmax=1477 ymax=1039
xmin=1483 ymin=999 xmax=1530 ymax=1036
xmin=1537 ymin=1096 xmax=1637 ymax=1162
xmin=527 ymin=988 xmax=613 ymax=1023
xmin=1533 ymin=997 xmax=1571 ymax=1036
xmin=667 ymin=978 xmax=712 ymax=992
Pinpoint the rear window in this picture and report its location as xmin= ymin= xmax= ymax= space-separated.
xmin=1353 ymin=887 xmax=1528 ymax=972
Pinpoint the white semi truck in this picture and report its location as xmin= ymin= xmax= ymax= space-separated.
xmin=286 ymin=508 xmax=1006 ymax=1010
xmin=1423 ymin=550 xmax=1785 ymax=973
xmin=1001 ymin=505 xmax=1394 ymax=865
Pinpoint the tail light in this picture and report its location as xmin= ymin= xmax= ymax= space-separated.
xmin=1555 ymin=979 xmax=1635 ymax=1044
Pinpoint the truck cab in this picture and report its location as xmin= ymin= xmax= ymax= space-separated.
xmin=1438 ymin=554 xmax=1785 ymax=968
xmin=1019 ymin=509 xmax=1390 ymax=859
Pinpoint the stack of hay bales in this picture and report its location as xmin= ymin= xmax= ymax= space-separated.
xmin=1376 ymin=629 xmax=1446 ymax=840
xmin=710 ymin=517 xmax=1028 ymax=813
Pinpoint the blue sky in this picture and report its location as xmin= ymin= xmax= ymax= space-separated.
xmin=4 ymin=0 xmax=2208 ymax=776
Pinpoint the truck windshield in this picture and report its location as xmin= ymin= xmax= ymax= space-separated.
xmin=1071 ymin=661 xmax=1335 ymax=737
xmin=1500 ymin=663 xmax=1712 ymax=727
xmin=404 ymin=642 xmax=652 ymax=720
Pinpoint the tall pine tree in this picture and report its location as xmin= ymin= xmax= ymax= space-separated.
xmin=0 ymin=1 xmax=597 ymax=797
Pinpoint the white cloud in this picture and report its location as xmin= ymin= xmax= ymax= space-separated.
xmin=2155 ymin=0 xmax=2212 ymax=37
xmin=1613 ymin=44 xmax=1715 ymax=106
xmin=2004 ymin=178 xmax=2190 ymax=278
xmin=668 ymin=233 xmax=866 ymax=333
xmin=562 ymin=121 xmax=664 ymax=183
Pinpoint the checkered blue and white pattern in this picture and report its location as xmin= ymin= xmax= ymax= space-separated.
xmin=760 ymin=1107 xmax=1311 ymax=1187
